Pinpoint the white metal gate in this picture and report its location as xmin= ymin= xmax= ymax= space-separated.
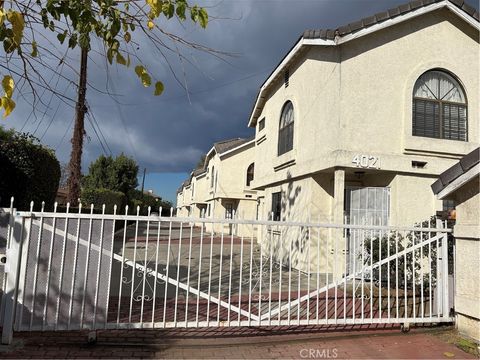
xmin=0 ymin=200 xmax=454 ymax=344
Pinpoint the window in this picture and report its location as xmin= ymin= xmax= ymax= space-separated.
xmin=210 ymin=166 xmax=215 ymax=188
xmin=258 ymin=118 xmax=265 ymax=131
xmin=413 ymin=70 xmax=467 ymax=141
xmin=278 ymin=101 xmax=294 ymax=156
xmin=246 ymin=163 xmax=254 ymax=187
xmin=225 ymin=203 xmax=233 ymax=219
xmin=284 ymin=69 xmax=289 ymax=88
xmin=271 ymin=192 xmax=282 ymax=221
xmin=443 ymin=199 xmax=455 ymax=211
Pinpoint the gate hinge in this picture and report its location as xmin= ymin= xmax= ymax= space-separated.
xmin=1 ymin=249 xmax=13 ymax=273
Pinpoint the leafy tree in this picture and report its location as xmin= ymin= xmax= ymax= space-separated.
xmin=58 ymin=163 xmax=69 ymax=189
xmin=81 ymin=188 xmax=126 ymax=213
xmin=0 ymin=0 xmax=212 ymax=115
xmin=83 ymin=153 xmax=138 ymax=194
xmin=195 ymin=154 xmax=206 ymax=169
xmin=0 ymin=0 xmax=223 ymax=205
xmin=127 ymin=188 xmax=172 ymax=215
xmin=0 ymin=126 xmax=60 ymax=210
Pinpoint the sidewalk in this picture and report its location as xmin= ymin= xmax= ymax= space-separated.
xmin=0 ymin=326 xmax=475 ymax=359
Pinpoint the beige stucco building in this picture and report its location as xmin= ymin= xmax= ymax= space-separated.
xmin=177 ymin=0 xmax=478 ymax=275
xmin=176 ymin=138 xmax=260 ymax=236
xmin=248 ymin=1 xmax=478 ymax=232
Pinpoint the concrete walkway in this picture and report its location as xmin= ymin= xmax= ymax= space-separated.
xmin=0 ymin=327 xmax=475 ymax=359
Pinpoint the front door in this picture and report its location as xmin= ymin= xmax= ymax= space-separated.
xmin=344 ymin=186 xmax=390 ymax=274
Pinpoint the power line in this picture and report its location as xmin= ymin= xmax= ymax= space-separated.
xmin=55 ymin=115 xmax=74 ymax=151
xmin=99 ymin=68 xmax=271 ymax=107
xmin=86 ymin=102 xmax=113 ymax=155
xmin=19 ymin=69 xmax=59 ymax=132
xmin=86 ymin=112 xmax=109 ymax=156
xmin=108 ymin=74 xmax=139 ymax=162
xmin=40 ymin=82 xmax=72 ymax=141
xmin=32 ymin=62 xmax=66 ymax=136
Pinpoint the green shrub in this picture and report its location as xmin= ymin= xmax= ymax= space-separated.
xmin=361 ymin=217 xmax=453 ymax=290
xmin=80 ymin=188 xmax=126 ymax=214
xmin=0 ymin=127 xmax=60 ymax=210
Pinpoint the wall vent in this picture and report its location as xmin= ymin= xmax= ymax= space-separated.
xmin=412 ymin=161 xmax=427 ymax=169
xmin=284 ymin=69 xmax=289 ymax=88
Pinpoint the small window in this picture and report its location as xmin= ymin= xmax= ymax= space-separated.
xmin=278 ymin=101 xmax=294 ymax=156
xmin=271 ymin=192 xmax=282 ymax=221
xmin=443 ymin=199 xmax=455 ymax=211
xmin=284 ymin=69 xmax=289 ymax=88
xmin=246 ymin=163 xmax=254 ymax=187
xmin=413 ymin=70 xmax=467 ymax=141
xmin=258 ymin=118 xmax=265 ymax=131
xmin=210 ymin=166 xmax=215 ymax=188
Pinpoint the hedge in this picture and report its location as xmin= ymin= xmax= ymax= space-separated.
xmin=81 ymin=188 xmax=126 ymax=214
xmin=0 ymin=128 xmax=60 ymax=210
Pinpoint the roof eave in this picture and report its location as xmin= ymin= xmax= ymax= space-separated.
xmin=218 ymin=138 xmax=256 ymax=158
xmin=436 ymin=163 xmax=480 ymax=199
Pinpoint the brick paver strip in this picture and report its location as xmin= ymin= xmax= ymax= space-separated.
xmin=0 ymin=326 xmax=474 ymax=359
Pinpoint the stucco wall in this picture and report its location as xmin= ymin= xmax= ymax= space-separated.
xmin=252 ymin=10 xmax=478 ymax=180
xmin=452 ymin=177 xmax=480 ymax=342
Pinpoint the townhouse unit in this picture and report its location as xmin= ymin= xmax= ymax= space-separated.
xmin=176 ymin=137 xmax=260 ymax=235
xmin=248 ymin=0 xmax=478 ymax=230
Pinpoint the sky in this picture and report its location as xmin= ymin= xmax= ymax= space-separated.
xmin=3 ymin=0 xmax=478 ymax=204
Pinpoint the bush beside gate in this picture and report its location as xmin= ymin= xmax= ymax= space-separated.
xmin=0 ymin=127 xmax=60 ymax=210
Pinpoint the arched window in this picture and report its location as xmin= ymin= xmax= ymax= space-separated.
xmin=413 ymin=70 xmax=467 ymax=141
xmin=210 ymin=166 xmax=215 ymax=188
xmin=278 ymin=101 xmax=294 ymax=155
xmin=246 ymin=163 xmax=254 ymax=187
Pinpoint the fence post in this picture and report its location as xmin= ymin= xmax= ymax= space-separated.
xmin=1 ymin=216 xmax=24 ymax=345
xmin=441 ymin=232 xmax=450 ymax=319
xmin=0 ymin=203 xmax=14 ymax=325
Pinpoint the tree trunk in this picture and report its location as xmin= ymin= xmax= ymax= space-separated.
xmin=67 ymin=47 xmax=89 ymax=206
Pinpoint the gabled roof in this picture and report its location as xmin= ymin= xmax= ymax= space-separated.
xmin=213 ymin=137 xmax=254 ymax=154
xmin=248 ymin=0 xmax=479 ymax=127
xmin=192 ymin=167 xmax=206 ymax=176
xmin=178 ymin=137 xmax=254 ymax=193
xmin=432 ymin=148 xmax=480 ymax=197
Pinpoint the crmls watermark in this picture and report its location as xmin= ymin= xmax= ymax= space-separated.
xmin=299 ymin=348 xmax=338 ymax=359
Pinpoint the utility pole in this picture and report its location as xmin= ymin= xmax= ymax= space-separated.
xmin=141 ymin=168 xmax=146 ymax=194
xmin=66 ymin=46 xmax=89 ymax=206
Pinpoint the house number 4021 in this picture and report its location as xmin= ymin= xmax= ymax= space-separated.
xmin=352 ymin=154 xmax=380 ymax=169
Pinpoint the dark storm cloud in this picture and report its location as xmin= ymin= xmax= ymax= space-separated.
xmin=5 ymin=0 xmax=478 ymax=173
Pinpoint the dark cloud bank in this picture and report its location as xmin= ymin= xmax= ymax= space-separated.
xmin=6 ymin=0 xmax=478 ymax=175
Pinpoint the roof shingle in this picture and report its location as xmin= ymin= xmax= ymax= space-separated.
xmin=213 ymin=137 xmax=254 ymax=154
xmin=303 ymin=0 xmax=478 ymax=41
